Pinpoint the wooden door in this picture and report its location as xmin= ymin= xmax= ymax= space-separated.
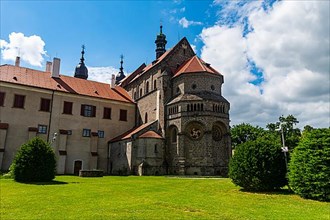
xmin=74 ymin=160 xmax=82 ymax=175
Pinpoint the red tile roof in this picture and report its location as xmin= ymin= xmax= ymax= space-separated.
xmin=138 ymin=130 xmax=163 ymax=139
xmin=0 ymin=65 xmax=134 ymax=103
xmin=109 ymin=121 xmax=155 ymax=142
xmin=173 ymin=55 xmax=221 ymax=78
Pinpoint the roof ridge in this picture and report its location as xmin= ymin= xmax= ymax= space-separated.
xmin=112 ymin=86 xmax=134 ymax=103
xmin=0 ymin=65 xmax=133 ymax=103
xmin=109 ymin=120 xmax=157 ymax=142
xmin=121 ymin=37 xmax=196 ymax=86
xmin=195 ymin=56 xmax=207 ymax=72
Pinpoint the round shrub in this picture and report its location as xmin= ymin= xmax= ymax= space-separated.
xmin=289 ymin=128 xmax=330 ymax=201
xmin=12 ymin=137 xmax=56 ymax=182
xmin=229 ymin=135 xmax=287 ymax=191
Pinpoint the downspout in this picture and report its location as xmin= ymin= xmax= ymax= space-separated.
xmin=47 ymin=90 xmax=55 ymax=142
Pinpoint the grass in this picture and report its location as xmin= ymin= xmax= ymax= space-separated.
xmin=1 ymin=176 xmax=329 ymax=219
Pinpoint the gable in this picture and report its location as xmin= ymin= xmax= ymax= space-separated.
xmin=121 ymin=37 xmax=196 ymax=87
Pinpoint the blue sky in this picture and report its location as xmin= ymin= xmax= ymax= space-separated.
xmin=1 ymin=1 xmax=329 ymax=128
xmin=1 ymin=1 xmax=217 ymax=73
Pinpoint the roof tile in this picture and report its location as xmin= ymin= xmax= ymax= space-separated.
xmin=138 ymin=130 xmax=163 ymax=139
xmin=173 ymin=55 xmax=221 ymax=78
xmin=0 ymin=65 xmax=133 ymax=103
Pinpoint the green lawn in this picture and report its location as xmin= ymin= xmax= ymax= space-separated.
xmin=1 ymin=176 xmax=329 ymax=219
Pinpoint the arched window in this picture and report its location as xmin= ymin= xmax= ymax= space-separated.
xmin=146 ymin=81 xmax=149 ymax=93
xmin=153 ymin=80 xmax=157 ymax=90
xmin=134 ymin=92 xmax=137 ymax=100
xmin=154 ymin=144 xmax=158 ymax=153
xmin=171 ymin=128 xmax=177 ymax=143
xmin=139 ymin=88 xmax=143 ymax=97
xmin=145 ymin=112 xmax=148 ymax=123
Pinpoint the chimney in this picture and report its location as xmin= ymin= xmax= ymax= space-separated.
xmin=46 ymin=61 xmax=52 ymax=72
xmin=111 ymin=74 xmax=115 ymax=88
xmin=15 ymin=57 xmax=20 ymax=67
xmin=51 ymin=58 xmax=60 ymax=78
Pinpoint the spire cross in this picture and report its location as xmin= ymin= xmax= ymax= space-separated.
xmin=80 ymin=44 xmax=85 ymax=62
xmin=119 ymin=55 xmax=124 ymax=73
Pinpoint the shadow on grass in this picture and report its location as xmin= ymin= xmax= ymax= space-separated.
xmin=18 ymin=180 xmax=68 ymax=185
xmin=240 ymin=188 xmax=294 ymax=195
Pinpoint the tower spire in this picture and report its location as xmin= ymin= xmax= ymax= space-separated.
xmin=80 ymin=45 xmax=85 ymax=63
xmin=115 ymin=54 xmax=125 ymax=84
xmin=74 ymin=45 xmax=88 ymax=80
xmin=155 ymin=24 xmax=167 ymax=59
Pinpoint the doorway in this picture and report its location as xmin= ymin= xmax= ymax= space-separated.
xmin=74 ymin=160 xmax=82 ymax=175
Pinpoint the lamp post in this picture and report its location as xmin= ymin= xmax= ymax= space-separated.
xmin=50 ymin=132 xmax=57 ymax=145
xmin=279 ymin=123 xmax=289 ymax=172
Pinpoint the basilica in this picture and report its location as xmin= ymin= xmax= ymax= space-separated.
xmin=0 ymin=26 xmax=231 ymax=176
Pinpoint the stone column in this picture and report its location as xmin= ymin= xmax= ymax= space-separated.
xmin=177 ymin=133 xmax=185 ymax=175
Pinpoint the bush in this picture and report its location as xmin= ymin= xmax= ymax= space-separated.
xmin=11 ymin=137 xmax=56 ymax=182
xmin=229 ymin=134 xmax=287 ymax=191
xmin=289 ymin=128 xmax=330 ymax=201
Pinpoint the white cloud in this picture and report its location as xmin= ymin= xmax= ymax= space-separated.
xmin=190 ymin=44 xmax=197 ymax=53
xmin=0 ymin=32 xmax=47 ymax=67
xmin=169 ymin=7 xmax=185 ymax=14
xmin=179 ymin=17 xmax=203 ymax=28
xmin=200 ymin=1 xmax=330 ymax=128
xmin=87 ymin=66 xmax=120 ymax=84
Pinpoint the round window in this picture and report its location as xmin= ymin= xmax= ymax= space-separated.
xmin=186 ymin=122 xmax=204 ymax=140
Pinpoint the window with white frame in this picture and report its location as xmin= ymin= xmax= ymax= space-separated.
xmin=38 ymin=125 xmax=47 ymax=134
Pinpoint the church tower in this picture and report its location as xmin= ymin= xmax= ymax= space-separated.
xmin=155 ymin=25 xmax=167 ymax=59
xmin=74 ymin=45 xmax=88 ymax=80
xmin=115 ymin=55 xmax=125 ymax=84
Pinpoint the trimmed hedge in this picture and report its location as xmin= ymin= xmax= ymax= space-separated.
xmin=229 ymin=135 xmax=287 ymax=191
xmin=289 ymin=128 xmax=330 ymax=201
xmin=11 ymin=137 xmax=56 ymax=182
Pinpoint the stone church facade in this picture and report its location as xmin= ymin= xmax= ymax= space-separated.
xmin=109 ymin=26 xmax=231 ymax=176
xmin=0 ymin=27 xmax=231 ymax=176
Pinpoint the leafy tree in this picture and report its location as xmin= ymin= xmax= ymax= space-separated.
xmin=302 ymin=125 xmax=314 ymax=134
xmin=11 ymin=137 xmax=56 ymax=182
xmin=289 ymin=128 xmax=330 ymax=201
xmin=230 ymin=123 xmax=265 ymax=149
xmin=267 ymin=115 xmax=301 ymax=151
xmin=229 ymin=133 xmax=287 ymax=191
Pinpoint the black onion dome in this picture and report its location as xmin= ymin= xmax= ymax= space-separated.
xmin=74 ymin=45 xmax=88 ymax=80
xmin=115 ymin=55 xmax=125 ymax=84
